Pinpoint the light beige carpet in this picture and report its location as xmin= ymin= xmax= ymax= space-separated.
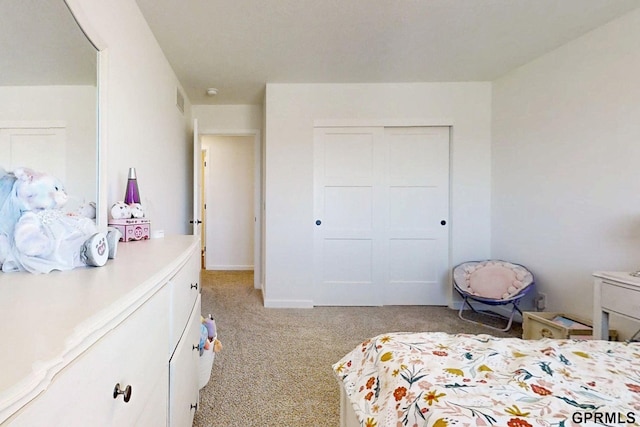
xmin=193 ymin=270 xmax=521 ymax=427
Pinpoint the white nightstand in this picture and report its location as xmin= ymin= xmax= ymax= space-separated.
xmin=592 ymin=271 xmax=640 ymax=340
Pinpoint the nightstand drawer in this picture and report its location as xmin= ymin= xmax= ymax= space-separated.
xmin=601 ymin=281 xmax=640 ymax=319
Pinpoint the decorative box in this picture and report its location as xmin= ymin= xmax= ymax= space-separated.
xmin=108 ymin=218 xmax=151 ymax=242
xmin=523 ymin=312 xmax=617 ymax=341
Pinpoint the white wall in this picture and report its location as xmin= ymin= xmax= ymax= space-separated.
xmin=0 ymin=86 xmax=96 ymax=209
xmin=264 ymin=83 xmax=492 ymax=307
xmin=69 ymin=0 xmax=192 ymax=235
xmin=202 ymin=135 xmax=255 ymax=269
xmin=492 ymin=8 xmax=640 ymax=338
xmin=192 ymin=105 xmax=262 ymax=131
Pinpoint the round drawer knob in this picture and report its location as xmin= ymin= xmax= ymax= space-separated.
xmin=113 ymin=383 xmax=132 ymax=403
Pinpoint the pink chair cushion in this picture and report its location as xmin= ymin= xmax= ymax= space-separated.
xmin=468 ymin=265 xmax=517 ymax=299
xmin=454 ymin=260 xmax=533 ymax=300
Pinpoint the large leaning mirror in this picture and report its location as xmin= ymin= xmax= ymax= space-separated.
xmin=0 ymin=0 xmax=98 ymax=220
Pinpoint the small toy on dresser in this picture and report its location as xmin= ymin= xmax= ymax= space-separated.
xmin=0 ymin=166 xmax=121 ymax=274
xmin=108 ymin=201 xmax=151 ymax=242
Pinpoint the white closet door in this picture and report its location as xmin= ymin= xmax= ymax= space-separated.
xmin=312 ymin=127 xmax=449 ymax=305
xmin=384 ymin=127 xmax=449 ymax=305
xmin=0 ymin=127 xmax=66 ymax=183
xmin=313 ymin=127 xmax=385 ymax=305
xmin=313 ymin=126 xmax=449 ymax=306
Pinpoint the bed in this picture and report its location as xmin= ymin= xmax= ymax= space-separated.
xmin=333 ymin=332 xmax=640 ymax=427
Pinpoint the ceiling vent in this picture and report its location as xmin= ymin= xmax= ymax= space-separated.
xmin=176 ymin=88 xmax=185 ymax=114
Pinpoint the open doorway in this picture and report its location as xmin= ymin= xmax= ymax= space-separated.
xmin=200 ymin=131 xmax=262 ymax=290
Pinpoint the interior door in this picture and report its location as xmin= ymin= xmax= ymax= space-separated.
xmin=313 ymin=126 xmax=450 ymax=306
xmin=200 ymin=149 xmax=207 ymax=269
xmin=384 ymin=127 xmax=450 ymax=305
xmin=313 ymin=127 xmax=385 ymax=306
xmin=192 ymin=119 xmax=203 ymax=255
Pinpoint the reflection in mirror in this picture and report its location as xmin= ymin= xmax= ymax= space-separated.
xmin=0 ymin=0 xmax=98 ymax=216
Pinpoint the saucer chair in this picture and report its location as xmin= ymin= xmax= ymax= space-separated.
xmin=453 ymin=260 xmax=535 ymax=332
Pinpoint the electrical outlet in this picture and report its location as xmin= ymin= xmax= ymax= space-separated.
xmin=535 ymin=292 xmax=547 ymax=311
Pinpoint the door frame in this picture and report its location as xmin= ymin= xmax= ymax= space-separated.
xmin=198 ymin=128 xmax=263 ymax=291
xmin=200 ymin=146 xmax=209 ymax=269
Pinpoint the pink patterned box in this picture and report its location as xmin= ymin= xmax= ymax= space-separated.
xmin=108 ymin=218 xmax=151 ymax=242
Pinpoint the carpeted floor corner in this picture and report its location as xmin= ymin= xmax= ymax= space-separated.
xmin=193 ymin=271 xmax=521 ymax=427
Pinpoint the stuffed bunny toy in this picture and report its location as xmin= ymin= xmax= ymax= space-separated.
xmin=1 ymin=167 xmax=120 ymax=274
xmin=110 ymin=201 xmax=131 ymax=219
xmin=129 ymin=202 xmax=145 ymax=218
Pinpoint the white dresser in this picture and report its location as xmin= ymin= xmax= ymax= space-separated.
xmin=592 ymin=271 xmax=640 ymax=340
xmin=0 ymin=235 xmax=202 ymax=427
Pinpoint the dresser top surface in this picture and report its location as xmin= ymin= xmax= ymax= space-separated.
xmin=593 ymin=271 xmax=640 ymax=288
xmin=0 ymin=235 xmax=198 ymax=417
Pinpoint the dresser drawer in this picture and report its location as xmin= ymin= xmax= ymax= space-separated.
xmin=9 ymin=287 xmax=170 ymax=426
xmin=136 ymin=364 xmax=168 ymax=427
xmin=169 ymin=248 xmax=201 ymax=354
xmin=601 ymin=281 xmax=640 ymax=319
xmin=169 ymin=294 xmax=201 ymax=427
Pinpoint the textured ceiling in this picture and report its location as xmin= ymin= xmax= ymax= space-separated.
xmin=3 ymin=1 xmax=639 ymax=105
xmin=135 ymin=0 xmax=640 ymax=105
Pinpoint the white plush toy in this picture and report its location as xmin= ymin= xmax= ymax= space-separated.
xmin=129 ymin=202 xmax=145 ymax=218
xmin=110 ymin=201 xmax=131 ymax=220
xmin=1 ymin=167 xmax=120 ymax=274
xmin=77 ymin=201 xmax=97 ymax=219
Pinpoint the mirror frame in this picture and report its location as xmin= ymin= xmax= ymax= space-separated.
xmin=64 ymin=0 xmax=108 ymax=229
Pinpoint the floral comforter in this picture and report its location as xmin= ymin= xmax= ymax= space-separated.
xmin=333 ymin=332 xmax=640 ymax=427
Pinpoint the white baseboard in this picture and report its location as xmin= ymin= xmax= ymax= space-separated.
xmin=263 ymin=299 xmax=314 ymax=308
xmin=206 ymin=265 xmax=254 ymax=271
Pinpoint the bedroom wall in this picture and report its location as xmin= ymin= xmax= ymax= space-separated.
xmin=68 ymin=0 xmax=192 ymax=235
xmin=491 ymin=8 xmax=640 ymax=338
xmin=264 ymin=82 xmax=492 ymax=307
xmin=192 ymin=105 xmax=262 ymax=131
